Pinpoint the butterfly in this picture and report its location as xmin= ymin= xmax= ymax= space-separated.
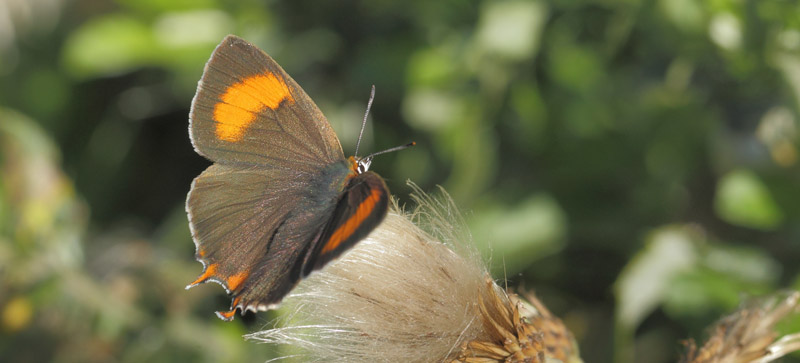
xmin=185 ymin=35 xmax=412 ymax=320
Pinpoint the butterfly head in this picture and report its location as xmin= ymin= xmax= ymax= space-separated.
xmin=355 ymin=156 xmax=373 ymax=174
xmin=352 ymin=141 xmax=415 ymax=176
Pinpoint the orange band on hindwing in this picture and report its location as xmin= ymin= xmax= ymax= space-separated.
xmin=213 ymin=73 xmax=295 ymax=142
xmin=225 ymin=270 xmax=250 ymax=292
xmin=190 ymin=263 xmax=218 ymax=286
xmin=321 ymin=188 xmax=383 ymax=254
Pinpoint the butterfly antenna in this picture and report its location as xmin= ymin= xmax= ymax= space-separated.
xmin=354 ymin=85 xmax=376 ymax=157
xmin=364 ymin=141 xmax=416 ymax=160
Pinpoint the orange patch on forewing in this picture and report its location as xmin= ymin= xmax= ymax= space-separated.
xmin=321 ymin=188 xmax=383 ymax=254
xmin=190 ymin=263 xmax=218 ymax=286
xmin=225 ymin=270 xmax=249 ymax=292
xmin=212 ymin=72 xmax=295 ymax=142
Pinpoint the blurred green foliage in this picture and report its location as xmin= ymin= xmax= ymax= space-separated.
xmin=1 ymin=0 xmax=800 ymax=362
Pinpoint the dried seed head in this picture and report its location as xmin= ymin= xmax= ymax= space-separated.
xmin=682 ymin=291 xmax=800 ymax=363
xmin=246 ymin=185 xmax=579 ymax=362
xmin=452 ymin=280 xmax=581 ymax=363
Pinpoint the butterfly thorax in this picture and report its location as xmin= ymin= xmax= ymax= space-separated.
xmin=307 ymin=159 xmax=358 ymax=205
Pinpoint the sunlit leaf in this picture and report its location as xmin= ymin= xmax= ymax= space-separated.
xmin=703 ymin=243 xmax=780 ymax=284
xmin=615 ymin=226 xmax=699 ymax=329
xmin=475 ymin=0 xmax=547 ymax=60
xmin=714 ymin=169 xmax=783 ymax=230
xmin=402 ymin=88 xmax=463 ymax=131
xmin=665 ymin=269 xmax=768 ymax=318
xmin=546 ymin=42 xmax=603 ymax=94
xmin=658 ymin=0 xmax=705 ymax=33
xmin=153 ymin=10 xmax=234 ymax=47
xmin=62 ymin=15 xmax=158 ymax=78
xmin=470 ymin=194 xmax=567 ymax=274
xmin=407 ymin=48 xmax=458 ymax=86
xmin=709 ymin=13 xmax=743 ymax=51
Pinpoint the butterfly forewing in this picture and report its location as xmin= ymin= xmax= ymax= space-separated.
xmin=190 ymin=35 xmax=344 ymax=168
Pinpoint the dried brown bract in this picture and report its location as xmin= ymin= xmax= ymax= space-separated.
xmin=682 ymin=291 xmax=800 ymax=363
xmin=452 ymin=279 xmax=580 ymax=363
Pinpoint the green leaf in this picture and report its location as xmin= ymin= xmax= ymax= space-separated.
xmin=62 ymin=15 xmax=158 ymax=78
xmin=714 ymin=169 xmax=783 ymax=230
xmin=615 ymin=225 xmax=700 ymax=329
xmin=703 ymin=243 xmax=780 ymax=284
xmin=470 ymin=194 xmax=567 ymax=274
xmin=475 ymin=0 xmax=547 ymax=61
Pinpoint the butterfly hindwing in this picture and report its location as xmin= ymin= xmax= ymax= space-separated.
xmin=186 ymin=163 xmax=339 ymax=320
xmin=302 ymin=171 xmax=390 ymax=276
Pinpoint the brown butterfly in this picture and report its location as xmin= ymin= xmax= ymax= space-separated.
xmin=185 ymin=35 xmax=412 ymax=320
